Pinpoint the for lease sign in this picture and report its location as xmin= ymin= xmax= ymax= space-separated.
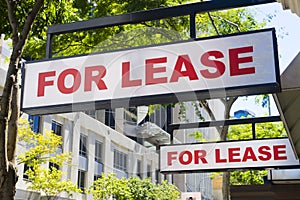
xmin=160 ymin=138 xmax=299 ymax=173
xmin=22 ymin=29 xmax=279 ymax=115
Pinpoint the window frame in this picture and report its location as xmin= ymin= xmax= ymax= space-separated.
xmin=77 ymin=170 xmax=86 ymax=191
xmin=51 ymin=120 xmax=62 ymax=136
xmin=79 ymin=134 xmax=87 ymax=158
xmin=113 ymin=149 xmax=127 ymax=172
xmin=95 ymin=140 xmax=103 ymax=163
xmin=137 ymin=159 xmax=142 ymax=179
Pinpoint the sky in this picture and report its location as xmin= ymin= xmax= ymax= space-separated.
xmin=250 ymin=2 xmax=300 ymax=72
xmin=231 ymin=2 xmax=300 ymax=117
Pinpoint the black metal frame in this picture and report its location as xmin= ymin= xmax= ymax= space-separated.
xmin=167 ymin=116 xmax=282 ymax=143
xmin=45 ymin=0 xmax=276 ymax=58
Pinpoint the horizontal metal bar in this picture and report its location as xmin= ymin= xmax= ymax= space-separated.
xmin=48 ymin=0 xmax=276 ymax=35
xmin=168 ymin=116 xmax=281 ymax=131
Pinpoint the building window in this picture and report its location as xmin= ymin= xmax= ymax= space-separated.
xmin=137 ymin=160 xmax=142 ymax=179
xmin=105 ymin=109 xmax=115 ymax=129
xmin=79 ymin=134 xmax=87 ymax=157
xmin=94 ymin=174 xmax=101 ymax=181
xmin=49 ymin=162 xmax=59 ymax=171
xmin=77 ymin=170 xmax=86 ymax=191
xmin=113 ymin=149 xmax=127 ymax=172
xmin=155 ymin=169 xmax=159 ymax=183
xmin=147 ymin=164 xmax=151 ymax=178
xmin=95 ymin=141 xmax=102 ymax=163
xmin=52 ymin=121 xmax=62 ymax=136
xmin=124 ymin=107 xmax=137 ymax=124
xmin=28 ymin=115 xmax=40 ymax=133
xmin=23 ymin=164 xmax=31 ymax=180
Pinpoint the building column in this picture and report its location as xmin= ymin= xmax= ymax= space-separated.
xmin=103 ymin=133 xmax=113 ymax=174
xmin=115 ymin=108 xmax=124 ymax=133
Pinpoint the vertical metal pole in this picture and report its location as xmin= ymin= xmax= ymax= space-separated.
xmin=190 ymin=12 xmax=196 ymax=39
xmin=167 ymin=125 xmax=174 ymax=145
xmin=166 ymin=106 xmax=173 ymax=144
xmin=252 ymin=122 xmax=256 ymax=139
xmin=45 ymin=33 xmax=53 ymax=59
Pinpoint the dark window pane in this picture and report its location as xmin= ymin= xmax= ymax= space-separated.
xmin=77 ymin=170 xmax=85 ymax=191
xmin=49 ymin=162 xmax=59 ymax=171
xmin=105 ymin=109 xmax=115 ymax=129
xmin=23 ymin=164 xmax=31 ymax=180
xmin=95 ymin=141 xmax=102 ymax=163
xmin=147 ymin=164 xmax=151 ymax=178
xmin=79 ymin=135 xmax=87 ymax=157
xmin=28 ymin=115 xmax=40 ymax=133
xmin=52 ymin=121 xmax=62 ymax=136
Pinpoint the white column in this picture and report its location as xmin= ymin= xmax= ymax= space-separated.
xmin=70 ymin=113 xmax=80 ymax=184
xmin=115 ymin=108 xmax=124 ymax=133
xmin=103 ymin=135 xmax=113 ymax=174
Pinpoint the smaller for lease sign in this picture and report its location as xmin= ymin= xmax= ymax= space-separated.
xmin=160 ymin=138 xmax=299 ymax=173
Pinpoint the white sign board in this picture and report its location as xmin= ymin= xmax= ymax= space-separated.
xmin=22 ymin=29 xmax=279 ymax=115
xmin=160 ymin=138 xmax=299 ymax=173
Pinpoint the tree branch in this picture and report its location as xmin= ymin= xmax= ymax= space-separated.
xmin=198 ymin=100 xmax=223 ymax=134
xmin=211 ymin=14 xmax=241 ymax=33
xmin=16 ymin=0 xmax=44 ymax=55
xmin=199 ymin=100 xmax=216 ymax=121
xmin=207 ymin=12 xmax=220 ymax=36
xmin=5 ymin=0 xmax=19 ymax=45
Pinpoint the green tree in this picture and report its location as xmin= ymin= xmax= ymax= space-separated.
xmin=18 ymin=118 xmax=81 ymax=200
xmin=87 ymin=173 xmax=181 ymax=200
xmin=0 ymin=0 xmax=81 ymax=198
xmin=228 ymin=121 xmax=287 ymax=185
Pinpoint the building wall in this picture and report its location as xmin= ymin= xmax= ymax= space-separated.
xmin=16 ymin=112 xmax=159 ymax=199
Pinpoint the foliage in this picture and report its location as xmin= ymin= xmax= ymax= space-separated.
xmin=20 ymin=0 xmax=192 ymax=60
xmin=187 ymin=130 xmax=205 ymax=142
xmin=18 ymin=118 xmax=81 ymax=199
xmin=87 ymin=173 xmax=181 ymax=200
xmin=20 ymin=1 xmax=266 ymax=60
xmin=255 ymin=94 xmax=270 ymax=108
xmin=228 ymin=121 xmax=287 ymax=141
xmin=230 ymin=170 xmax=267 ymax=185
xmin=228 ymin=121 xmax=287 ymax=185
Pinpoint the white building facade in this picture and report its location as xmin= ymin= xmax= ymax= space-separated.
xmin=15 ymin=112 xmax=160 ymax=200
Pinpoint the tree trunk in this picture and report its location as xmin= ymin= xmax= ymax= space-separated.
xmin=220 ymin=97 xmax=237 ymax=200
xmin=199 ymin=97 xmax=237 ymax=200
xmin=222 ymin=172 xmax=231 ymax=200
xmin=0 ymin=1 xmax=44 ymax=199
xmin=2 ymin=63 xmax=21 ymax=199
xmin=0 ymin=58 xmax=20 ymax=200
xmin=0 ymin=162 xmax=18 ymax=199
xmin=8 ymin=65 xmax=21 ymax=163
